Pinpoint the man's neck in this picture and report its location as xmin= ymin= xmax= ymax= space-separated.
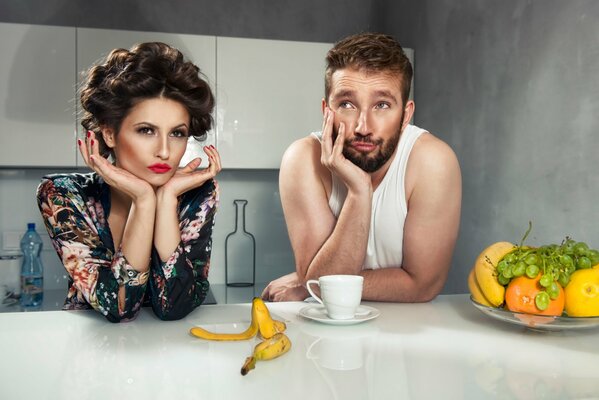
xmin=369 ymin=146 xmax=399 ymax=191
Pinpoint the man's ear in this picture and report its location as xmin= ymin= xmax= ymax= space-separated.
xmin=321 ymin=98 xmax=327 ymax=114
xmin=402 ymin=100 xmax=415 ymax=129
xmin=101 ymin=127 xmax=116 ymax=148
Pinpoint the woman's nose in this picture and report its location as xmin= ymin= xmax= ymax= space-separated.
xmin=156 ymin=137 xmax=170 ymax=159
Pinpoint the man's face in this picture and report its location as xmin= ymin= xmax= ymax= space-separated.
xmin=328 ymin=68 xmax=407 ymax=173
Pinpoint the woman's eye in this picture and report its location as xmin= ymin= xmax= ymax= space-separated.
xmin=171 ymin=130 xmax=189 ymax=138
xmin=137 ymin=127 xmax=154 ymax=135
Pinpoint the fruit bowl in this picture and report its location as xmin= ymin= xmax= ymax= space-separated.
xmin=470 ymin=296 xmax=599 ymax=331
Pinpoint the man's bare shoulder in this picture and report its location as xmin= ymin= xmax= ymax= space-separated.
xmin=410 ymin=131 xmax=460 ymax=175
xmin=282 ymin=136 xmax=320 ymax=163
xmin=281 ymin=135 xmax=329 ymax=182
xmin=406 ymin=131 xmax=461 ymax=196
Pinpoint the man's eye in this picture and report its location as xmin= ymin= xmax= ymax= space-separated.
xmin=375 ymin=102 xmax=390 ymax=109
xmin=338 ymin=101 xmax=353 ymax=109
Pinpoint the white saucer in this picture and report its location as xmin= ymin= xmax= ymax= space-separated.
xmin=299 ymin=304 xmax=380 ymax=325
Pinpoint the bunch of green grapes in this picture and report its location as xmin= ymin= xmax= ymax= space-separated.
xmin=495 ymin=225 xmax=599 ymax=310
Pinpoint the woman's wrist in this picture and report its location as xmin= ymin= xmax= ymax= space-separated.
xmin=155 ymin=187 xmax=179 ymax=207
xmin=132 ymin=191 xmax=157 ymax=210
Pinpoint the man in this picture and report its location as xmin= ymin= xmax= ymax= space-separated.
xmin=262 ymin=33 xmax=461 ymax=302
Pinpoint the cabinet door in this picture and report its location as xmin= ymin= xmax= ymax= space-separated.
xmin=217 ymin=37 xmax=331 ymax=169
xmin=0 ymin=23 xmax=77 ymax=167
xmin=76 ymin=28 xmax=216 ymax=168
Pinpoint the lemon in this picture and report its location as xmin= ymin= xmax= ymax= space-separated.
xmin=564 ymin=268 xmax=599 ymax=317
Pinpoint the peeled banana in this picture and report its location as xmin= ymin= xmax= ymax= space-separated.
xmin=189 ymin=297 xmax=286 ymax=341
xmin=241 ymin=333 xmax=292 ymax=376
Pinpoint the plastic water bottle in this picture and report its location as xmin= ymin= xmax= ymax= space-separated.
xmin=20 ymin=223 xmax=44 ymax=308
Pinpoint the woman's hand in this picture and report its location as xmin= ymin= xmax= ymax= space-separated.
xmin=78 ymin=131 xmax=154 ymax=202
xmin=157 ymin=144 xmax=222 ymax=199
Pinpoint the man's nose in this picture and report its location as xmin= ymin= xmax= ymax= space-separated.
xmin=354 ymin=111 xmax=372 ymax=136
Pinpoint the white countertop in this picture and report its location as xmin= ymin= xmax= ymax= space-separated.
xmin=0 ymin=294 xmax=598 ymax=399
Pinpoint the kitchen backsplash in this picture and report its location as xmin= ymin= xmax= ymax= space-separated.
xmin=0 ymin=168 xmax=294 ymax=291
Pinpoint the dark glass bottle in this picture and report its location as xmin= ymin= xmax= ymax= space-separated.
xmin=225 ymin=199 xmax=256 ymax=287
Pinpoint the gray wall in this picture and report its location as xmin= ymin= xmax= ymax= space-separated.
xmin=0 ymin=0 xmax=377 ymax=42
xmin=384 ymin=1 xmax=599 ymax=293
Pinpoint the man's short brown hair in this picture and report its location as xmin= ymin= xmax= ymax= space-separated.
xmin=325 ymin=33 xmax=413 ymax=105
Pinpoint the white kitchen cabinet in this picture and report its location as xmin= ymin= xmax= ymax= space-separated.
xmin=76 ymin=28 xmax=217 ymax=168
xmin=216 ymin=37 xmax=331 ymax=169
xmin=0 ymin=23 xmax=77 ymax=167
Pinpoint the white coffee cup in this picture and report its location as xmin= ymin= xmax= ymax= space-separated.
xmin=306 ymin=275 xmax=363 ymax=320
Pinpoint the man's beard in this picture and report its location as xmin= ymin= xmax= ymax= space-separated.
xmin=338 ymin=124 xmax=403 ymax=173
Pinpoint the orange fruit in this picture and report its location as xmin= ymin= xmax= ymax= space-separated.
xmin=505 ymin=275 xmax=564 ymax=316
xmin=564 ymin=268 xmax=599 ymax=317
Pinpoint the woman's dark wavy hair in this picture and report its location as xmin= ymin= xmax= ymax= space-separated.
xmin=80 ymin=42 xmax=214 ymax=158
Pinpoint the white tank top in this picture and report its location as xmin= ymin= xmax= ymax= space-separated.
xmin=312 ymin=124 xmax=425 ymax=269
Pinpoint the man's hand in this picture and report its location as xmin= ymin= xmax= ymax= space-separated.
xmin=320 ymin=108 xmax=371 ymax=194
xmin=261 ymin=272 xmax=309 ymax=302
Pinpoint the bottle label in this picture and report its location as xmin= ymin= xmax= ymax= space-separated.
xmin=21 ymin=276 xmax=43 ymax=294
xmin=20 ymin=276 xmax=43 ymax=307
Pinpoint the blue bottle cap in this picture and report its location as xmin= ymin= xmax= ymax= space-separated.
xmin=27 ymin=223 xmax=35 ymax=230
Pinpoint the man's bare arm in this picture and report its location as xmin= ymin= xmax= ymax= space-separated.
xmin=280 ymin=135 xmax=371 ymax=283
xmin=359 ymin=134 xmax=462 ymax=302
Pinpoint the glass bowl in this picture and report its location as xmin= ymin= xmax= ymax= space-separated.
xmin=470 ymin=296 xmax=599 ymax=331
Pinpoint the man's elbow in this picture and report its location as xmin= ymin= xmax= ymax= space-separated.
xmin=411 ymin=280 xmax=445 ymax=303
xmin=414 ymin=290 xmax=440 ymax=303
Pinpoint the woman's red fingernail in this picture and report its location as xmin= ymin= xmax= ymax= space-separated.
xmin=87 ymin=131 xmax=91 ymax=138
xmin=91 ymin=139 xmax=94 ymax=146
xmin=77 ymin=139 xmax=82 ymax=146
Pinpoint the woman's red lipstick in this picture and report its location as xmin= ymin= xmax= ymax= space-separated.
xmin=148 ymin=163 xmax=172 ymax=173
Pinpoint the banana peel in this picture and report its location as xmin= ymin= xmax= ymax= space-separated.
xmin=472 ymin=241 xmax=515 ymax=307
xmin=241 ymin=333 xmax=292 ymax=376
xmin=189 ymin=297 xmax=286 ymax=341
xmin=190 ymin=318 xmax=258 ymax=341
xmin=253 ymin=296 xmax=286 ymax=339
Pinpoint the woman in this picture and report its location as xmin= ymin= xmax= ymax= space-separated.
xmin=37 ymin=42 xmax=221 ymax=322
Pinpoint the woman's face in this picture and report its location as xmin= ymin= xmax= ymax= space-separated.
xmin=104 ymin=97 xmax=190 ymax=188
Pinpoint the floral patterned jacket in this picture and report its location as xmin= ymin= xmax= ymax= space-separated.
xmin=37 ymin=173 xmax=218 ymax=322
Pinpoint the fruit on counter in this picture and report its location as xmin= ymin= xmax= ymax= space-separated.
xmin=472 ymin=241 xmax=516 ymax=307
xmin=190 ymin=315 xmax=258 ymax=341
xmin=468 ymin=220 xmax=599 ymax=317
xmin=468 ymin=268 xmax=493 ymax=307
xmin=564 ymin=268 xmax=599 ymax=317
xmin=240 ymin=333 xmax=292 ymax=376
xmin=505 ymin=274 xmax=565 ymax=316
xmin=190 ymin=297 xmax=286 ymax=341
xmin=252 ymin=295 xmax=287 ymax=339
